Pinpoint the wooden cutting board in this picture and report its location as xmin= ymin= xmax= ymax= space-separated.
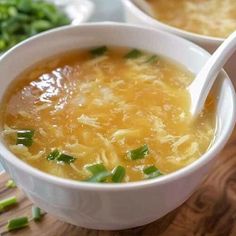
xmin=1 ymin=128 xmax=236 ymax=236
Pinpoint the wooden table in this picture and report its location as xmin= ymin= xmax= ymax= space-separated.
xmin=0 ymin=128 xmax=236 ymax=236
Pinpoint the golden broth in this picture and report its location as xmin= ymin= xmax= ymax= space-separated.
xmin=146 ymin=0 xmax=236 ymax=38
xmin=1 ymin=47 xmax=215 ymax=183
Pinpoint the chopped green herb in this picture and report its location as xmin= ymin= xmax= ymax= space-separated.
xmin=90 ymin=46 xmax=107 ymax=57
xmin=145 ymin=55 xmax=158 ymax=64
xmin=143 ymin=165 xmax=163 ymax=179
xmin=47 ymin=149 xmax=60 ymax=161
xmin=0 ymin=0 xmax=70 ymax=53
xmin=32 ymin=206 xmax=42 ymax=221
xmin=5 ymin=179 xmax=16 ymax=188
xmin=143 ymin=165 xmax=157 ymax=175
xmin=57 ymin=153 xmax=75 ymax=164
xmin=112 ymin=166 xmax=126 ymax=183
xmin=86 ymin=172 xmax=111 ymax=183
xmin=86 ymin=163 xmax=111 ymax=183
xmin=86 ymin=163 xmax=107 ymax=175
xmin=127 ymin=144 xmax=149 ymax=160
xmin=0 ymin=196 xmax=17 ymax=212
xmin=16 ymin=137 xmax=33 ymax=147
xmin=16 ymin=130 xmax=34 ymax=147
xmin=17 ymin=130 xmax=34 ymax=138
xmin=47 ymin=150 xmax=75 ymax=164
xmin=124 ymin=49 xmax=142 ymax=59
xmin=7 ymin=216 xmax=29 ymax=231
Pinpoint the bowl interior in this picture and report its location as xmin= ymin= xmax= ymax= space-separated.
xmin=124 ymin=0 xmax=224 ymax=45
xmin=0 ymin=23 xmax=235 ymax=187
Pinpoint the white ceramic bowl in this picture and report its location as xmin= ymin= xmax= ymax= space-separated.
xmin=0 ymin=23 xmax=235 ymax=230
xmin=122 ymin=0 xmax=236 ymax=87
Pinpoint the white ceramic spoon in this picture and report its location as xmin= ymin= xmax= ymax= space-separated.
xmin=189 ymin=31 xmax=236 ymax=119
xmin=132 ymin=0 xmax=155 ymax=17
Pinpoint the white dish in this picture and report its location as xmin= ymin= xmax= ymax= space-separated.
xmin=0 ymin=23 xmax=235 ymax=230
xmin=58 ymin=0 xmax=94 ymax=25
xmin=122 ymin=0 xmax=236 ymax=87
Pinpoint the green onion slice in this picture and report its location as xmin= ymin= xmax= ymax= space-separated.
xmin=90 ymin=46 xmax=107 ymax=57
xmin=143 ymin=165 xmax=163 ymax=179
xmin=86 ymin=163 xmax=111 ymax=183
xmin=86 ymin=172 xmax=111 ymax=183
xmin=32 ymin=206 xmax=42 ymax=221
xmin=47 ymin=150 xmax=75 ymax=164
xmin=16 ymin=130 xmax=34 ymax=147
xmin=124 ymin=49 xmax=142 ymax=59
xmin=5 ymin=179 xmax=16 ymax=188
xmin=112 ymin=166 xmax=126 ymax=183
xmin=145 ymin=55 xmax=158 ymax=64
xmin=57 ymin=153 xmax=75 ymax=164
xmin=7 ymin=217 xmax=29 ymax=231
xmin=0 ymin=196 xmax=17 ymax=211
xmin=47 ymin=149 xmax=60 ymax=161
xmin=127 ymin=144 xmax=149 ymax=160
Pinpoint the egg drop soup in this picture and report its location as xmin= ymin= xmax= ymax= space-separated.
xmin=1 ymin=47 xmax=215 ymax=183
xmin=146 ymin=0 xmax=236 ymax=38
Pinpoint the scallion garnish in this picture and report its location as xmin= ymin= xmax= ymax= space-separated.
xmin=112 ymin=166 xmax=126 ymax=183
xmin=0 ymin=196 xmax=17 ymax=212
xmin=86 ymin=163 xmax=111 ymax=183
xmin=57 ymin=153 xmax=75 ymax=164
xmin=124 ymin=49 xmax=142 ymax=59
xmin=16 ymin=130 xmax=34 ymax=147
xmin=47 ymin=149 xmax=60 ymax=161
xmin=90 ymin=46 xmax=107 ymax=57
xmin=32 ymin=206 xmax=42 ymax=221
xmin=143 ymin=165 xmax=163 ymax=179
xmin=86 ymin=172 xmax=111 ymax=183
xmin=5 ymin=179 xmax=16 ymax=188
xmin=145 ymin=55 xmax=158 ymax=64
xmin=7 ymin=217 xmax=29 ymax=231
xmin=47 ymin=150 xmax=75 ymax=164
xmin=127 ymin=144 xmax=149 ymax=160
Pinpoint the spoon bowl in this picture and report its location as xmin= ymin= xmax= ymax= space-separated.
xmin=189 ymin=31 xmax=236 ymax=118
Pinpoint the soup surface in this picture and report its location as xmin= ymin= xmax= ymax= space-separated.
xmin=1 ymin=47 xmax=215 ymax=183
xmin=146 ymin=0 xmax=236 ymax=38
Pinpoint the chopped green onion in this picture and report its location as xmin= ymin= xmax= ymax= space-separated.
xmin=145 ymin=55 xmax=158 ymax=64
xmin=112 ymin=166 xmax=126 ymax=183
xmin=57 ymin=153 xmax=75 ymax=164
xmin=86 ymin=163 xmax=107 ymax=175
xmin=0 ymin=0 xmax=70 ymax=53
xmin=47 ymin=150 xmax=75 ymax=164
xmin=17 ymin=130 xmax=34 ymax=139
xmin=90 ymin=46 xmax=107 ymax=57
xmin=5 ymin=179 xmax=16 ymax=188
xmin=124 ymin=49 xmax=142 ymax=59
xmin=47 ymin=149 xmax=60 ymax=161
xmin=86 ymin=172 xmax=111 ymax=183
xmin=0 ymin=196 xmax=17 ymax=211
xmin=16 ymin=137 xmax=33 ymax=147
xmin=127 ymin=144 xmax=149 ymax=160
xmin=16 ymin=130 xmax=34 ymax=147
xmin=143 ymin=165 xmax=163 ymax=179
xmin=7 ymin=217 xmax=29 ymax=231
xmin=32 ymin=206 xmax=42 ymax=221
xmin=143 ymin=165 xmax=157 ymax=175
xmin=85 ymin=163 xmax=111 ymax=183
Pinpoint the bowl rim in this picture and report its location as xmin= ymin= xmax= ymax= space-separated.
xmin=0 ymin=22 xmax=235 ymax=191
xmin=123 ymin=0 xmax=225 ymax=44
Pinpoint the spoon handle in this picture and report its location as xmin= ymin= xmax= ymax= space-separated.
xmin=189 ymin=31 xmax=236 ymax=118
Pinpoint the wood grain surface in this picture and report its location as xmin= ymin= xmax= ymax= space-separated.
xmin=0 ymin=128 xmax=236 ymax=236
